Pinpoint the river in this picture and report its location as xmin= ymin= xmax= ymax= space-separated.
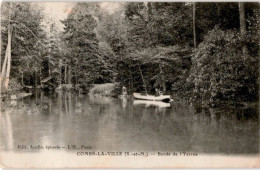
xmin=1 ymin=91 xmax=259 ymax=155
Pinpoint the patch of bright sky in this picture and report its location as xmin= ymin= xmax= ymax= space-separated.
xmin=100 ymin=2 xmax=122 ymax=14
xmin=41 ymin=2 xmax=121 ymax=31
xmin=41 ymin=2 xmax=74 ymax=31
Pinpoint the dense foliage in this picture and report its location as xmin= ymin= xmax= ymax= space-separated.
xmin=62 ymin=3 xmax=115 ymax=85
xmin=1 ymin=2 xmax=259 ymax=106
xmin=189 ymin=27 xmax=258 ymax=104
xmin=1 ymin=2 xmax=46 ymax=88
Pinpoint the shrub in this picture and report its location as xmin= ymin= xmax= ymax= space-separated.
xmin=1 ymin=78 xmax=23 ymax=96
xmin=188 ymin=26 xmax=258 ymax=104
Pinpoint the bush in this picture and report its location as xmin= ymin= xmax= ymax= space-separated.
xmin=1 ymin=78 xmax=23 ymax=96
xmin=75 ymin=84 xmax=92 ymax=94
xmin=188 ymin=26 xmax=258 ymax=104
xmin=89 ymin=83 xmax=117 ymax=96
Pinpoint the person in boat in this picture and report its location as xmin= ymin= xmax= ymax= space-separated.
xmin=155 ymin=88 xmax=161 ymax=97
xmin=122 ymin=86 xmax=127 ymax=96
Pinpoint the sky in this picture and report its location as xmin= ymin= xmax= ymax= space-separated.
xmin=100 ymin=2 xmax=122 ymax=14
xmin=42 ymin=2 xmax=74 ymax=21
xmin=41 ymin=2 xmax=121 ymax=31
xmin=40 ymin=2 xmax=74 ymax=31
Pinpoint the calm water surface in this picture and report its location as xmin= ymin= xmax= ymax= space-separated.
xmin=1 ymin=91 xmax=259 ymax=154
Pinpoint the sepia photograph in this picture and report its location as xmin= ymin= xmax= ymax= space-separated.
xmin=0 ymin=0 xmax=259 ymax=168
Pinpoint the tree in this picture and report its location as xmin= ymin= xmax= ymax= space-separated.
xmin=189 ymin=27 xmax=258 ymax=104
xmin=239 ymin=2 xmax=247 ymax=54
xmin=1 ymin=2 xmax=46 ymax=89
xmin=1 ymin=2 xmax=12 ymax=89
xmin=61 ymin=2 xmax=115 ymax=85
xmin=193 ymin=2 xmax=196 ymax=48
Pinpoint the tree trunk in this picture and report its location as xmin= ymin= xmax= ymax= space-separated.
xmin=40 ymin=91 xmax=43 ymax=102
xmin=39 ymin=67 xmax=42 ymax=88
xmin=258 ymin=3 xmax=260 ymax=52
xmin=239 ymin=2 xmax=246 ymax=54
xmin=35 ymin=61 xmax=38 ymax=87
xmin=5 ymin=15 xmax=12 ymax=89
xmin=48 ymin=57 xmax=51 ymax=76
xmin=21 ymin=72 xmax=24 ymax=86
xmin=138 ymin=65 xmax=148 ymax=95
xmin=0 ymin=20 xmax=1 ymax=93
xmin=1 ymin=3 xmax=12 ymax=89
xmin=59 ymin=59 xmax=62 ymax=85
xmin=68 ymin=65 xmax=71 ymax=84
xmin=193 ymin=2 xmax=197 ymax=48
xmin=64 ymin=65 xmax=67 ymax=84
xmin=35 ymin=72 xmax=37 ymax=87
xmin=1 ymin=45 xmax=9 ymax=87
xmin=159 ymin=64 xmax=166 ymax=93
xmin=147 ymin=2 xmax=152 ymax=21
xmin=60 ymin=68 xmax=63 ymax=85
xmin=35 ymin=89 xmax=38 ymax=103
xmin=129 ymin=71 xmax=134 ymax=94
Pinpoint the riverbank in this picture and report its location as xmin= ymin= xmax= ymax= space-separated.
xmin=1 ymin=81 xmax=257 ymax=112
xmin=88 ymin=83 xmax=119 ymax=97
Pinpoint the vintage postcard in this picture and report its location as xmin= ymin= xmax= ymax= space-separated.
xmin=0 ymin=1 xmax=259 ymax=168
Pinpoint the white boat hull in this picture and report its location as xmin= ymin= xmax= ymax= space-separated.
xmin=133 ymin=93 xmax=171 ymax=102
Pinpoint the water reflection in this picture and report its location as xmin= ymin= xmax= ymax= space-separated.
xmin=0 ymin=91 xmax=259 ymax=154
xmin=1 ymin=111 xmax=14 ymax=151
xmin=133 ymin=100 xmax=171 ymax=108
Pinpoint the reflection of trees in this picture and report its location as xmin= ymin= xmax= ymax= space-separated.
xmin=55 ymin=92 xmax=75 ymax=116
xmin=139 ymin=106 xmax=167 ymax=126
xmin=68 ymin=92 xmax=73 ymax=116
xmin=1 ymin=91 xmax=258 ymax=154
xmin=1 ymin=111 xmax=14 ymax=151
xmin=39 ymin=91 xmax=52 ymax=116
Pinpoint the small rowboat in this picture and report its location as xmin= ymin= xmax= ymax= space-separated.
xmin=133 ymin=93 xmax=171 ymax=102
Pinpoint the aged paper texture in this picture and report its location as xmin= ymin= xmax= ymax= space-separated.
xmin=0 ymin=1 xmax=259 ymax=168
